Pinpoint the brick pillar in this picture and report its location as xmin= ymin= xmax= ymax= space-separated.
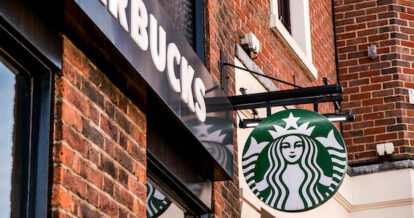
xmin=205 ymin=0 xmax=241 ymax=217
xmin=51 ymin=37 xmax=147 ymax=217
xmin=335 ymin=0 xmax=414 ymax=165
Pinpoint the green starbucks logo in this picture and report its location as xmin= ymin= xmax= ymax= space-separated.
xmin=242 ymin=109 xmax=347 ymax=212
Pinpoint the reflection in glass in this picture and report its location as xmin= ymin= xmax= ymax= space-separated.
xmin=0 ymin=61 xmax=15 ymax=217
xmin=146 ymin=183 xmax=171 ymax=217
xmin=157 ymin=0 xmax=195 ymax=47
xmin=158 ymin=202 xmax=185 ymax=218
xmin=187 ymin=117 xmax=234 ymax=173
xmin=146 ymin=182 xmax=186 ymax=218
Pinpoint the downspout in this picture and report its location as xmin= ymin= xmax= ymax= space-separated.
xmin=331 ymin=0 xmax=344 ymax=134
xmin=332 ymin=0 xmax=340 ymax=85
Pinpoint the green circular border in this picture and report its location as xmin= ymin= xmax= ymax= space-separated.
xmin=242 ymin=109 xmax=347 ymax=212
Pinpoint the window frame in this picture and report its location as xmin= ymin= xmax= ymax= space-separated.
xmin=146 ymin=90 xmax=211 ymax=217
xmin=194 ymin=0 xmax=205 ymax=62
xmin=270 ymin=0 xmax=317 ymax=79
xmin=147 ymin=154 xmax=210 ymax=218
xmin=0 ymin=17 xmax=54 ymax=218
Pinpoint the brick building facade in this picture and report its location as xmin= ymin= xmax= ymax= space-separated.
xmin=51 ymin=37 xmax=148 ymax=217
xmin=4 ymin=0 xmax=414 ymax=218
xmin=335 ymin=0 xmax=414 ymax=165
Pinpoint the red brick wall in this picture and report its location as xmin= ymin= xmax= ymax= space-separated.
xmin=310 ymin=1 xmax=338 ymax=82
xmin=335 ymin=0 xmax=414 ymax=165
xmin=205 ymin=1 xmax=241 ymax=217
xmin=51 ymin=37 xmax=147 ymax=217
xmin=229 ymin=0 xmax=337 ymax=90
xmin=204 ymin=0 xmax=337 ymax=217
xmin=310 ymin=0 xmax=340 ymax=113
xmin=209 ymin=0 xmax=336 ymax=110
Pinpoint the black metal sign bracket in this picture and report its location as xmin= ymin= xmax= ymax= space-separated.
xmin=214 ymin=62 xmax=354 ymax=125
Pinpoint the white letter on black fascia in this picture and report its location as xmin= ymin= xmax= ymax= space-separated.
xmin=108 ymin=0 xmax=129 ymax=32
xmin=180 ymin=57 xmax=195 ymax=112
xmin=131 ymin=0 xmax=148 ymax=51
xmin=167 ymin=43 xmax=181 ymax=93
xmin=194 ymin=78 xmax=206 ymax=122
xmin=149 ymin=14 xmax=167 ymax=72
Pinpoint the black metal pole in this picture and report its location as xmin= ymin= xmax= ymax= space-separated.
xmin=227 ymin=84 xmax=343 ymax=106
xmin=223 ymin=63 xmax=302 ymax=88
xmin=232 ymin=95 xmax=342 ymax=111
xmin=332 ymin=0 xmax=344 ymax=135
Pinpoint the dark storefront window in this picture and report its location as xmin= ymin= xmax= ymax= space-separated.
xmin=147 ymin=92 xmax=211 ymax=217
xmin=0 ymin=61 xmax=15 ymax=217
xmin=278 ymin=0 xmax=291 ymax=33
xmin=158 ymin=0 xmax=205 ymax=61
xmin=158 ymin=0 xmax=195 ymax=47
xmin=146 ymin=182 xmax=187 ymax=218
xmin=0 ymin=19 xmax=53 ymax=217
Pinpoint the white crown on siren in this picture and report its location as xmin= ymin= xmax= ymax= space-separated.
xmin=268 ymin=113 xmax=315 ymax=139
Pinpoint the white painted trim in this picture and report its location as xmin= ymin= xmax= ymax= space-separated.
xmin=290 ymin=0 xmax=312 ymax=60
xmin=269 ymin=0 xmax=318 ymax=80
xmin=334 ymin=192 xmax=414 ymax=213
xmin=333 ymin=193 xmax=353 ymax=212
xmin=235 ymin=44 xmax=278 ymax=92
xmin=352 ymin=198 xmax=414 ymax=212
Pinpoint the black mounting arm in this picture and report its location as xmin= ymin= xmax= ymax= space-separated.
xmin=205 ymin=84 xmax=343 ymax=113
xmin=214 ymin=58 xmax=353 ymax=123
xmin=222 ymin=62 xmax=302 ymax=89
xmin=228 ymin=84 xmax=342 ymax=107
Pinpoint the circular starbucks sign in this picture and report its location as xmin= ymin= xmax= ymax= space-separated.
xmin=242 ymin=109 xmax=347 ymax=212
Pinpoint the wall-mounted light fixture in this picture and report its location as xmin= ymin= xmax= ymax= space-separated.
xmin=324 ymin=113 xmax=355 ymax=122
xmin=376 ymin=142 xmax=394 ymax=163
xmin=239 ymin=119 xmax=261 ymax=128
xmin=376 ymin=142 xmax=394 ymax=156
xmin=241 ymin=32 xmax=261 ymax=54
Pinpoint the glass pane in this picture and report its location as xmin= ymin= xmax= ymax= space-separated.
xmin=278 ymin=0 xmax=291 ymax=33
xmin=158 ymin=0 xmax=195 ymax=48
xmin=0 ymin=61 xmax=15 ymax=217
xmin=146 ymin=182 xmax=186 ymax=218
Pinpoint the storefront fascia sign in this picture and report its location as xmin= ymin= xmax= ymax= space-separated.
xmin=242 ymin=109 xmax=347 ymax=212
xmin=74 ymin=0 xmax=234 ymax=176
